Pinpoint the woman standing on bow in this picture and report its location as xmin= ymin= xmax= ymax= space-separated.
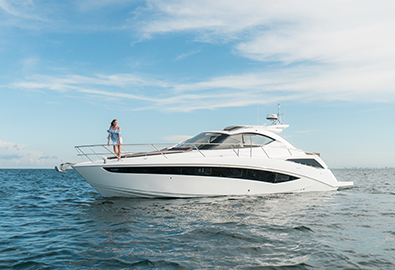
xmin=107 ymin=119 xmax=122 ymax=161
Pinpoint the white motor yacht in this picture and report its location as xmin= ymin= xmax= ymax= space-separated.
xmin=71 ymin=107 xmax=353 ymax=198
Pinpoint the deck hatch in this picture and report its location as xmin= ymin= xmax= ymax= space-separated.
xmin=103 ymin=166 xmax=298 ymax=183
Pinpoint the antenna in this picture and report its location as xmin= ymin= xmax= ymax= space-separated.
xmin=277 ymin=103 xmax=283 ymax=124
xmin=266 ymin=103 xmax=283 ymax=125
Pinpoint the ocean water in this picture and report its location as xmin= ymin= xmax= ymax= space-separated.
xmin=0 ymin=169 xmax=394 ymax=269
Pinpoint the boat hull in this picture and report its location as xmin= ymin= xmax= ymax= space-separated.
xmin=71 ymin=122 xmax=354 ymax=198
xmin=73 ymin=161 xmax=349 ymax=198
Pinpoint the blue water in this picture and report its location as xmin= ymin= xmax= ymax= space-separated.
xmin=1 ymin=169 xmax=394 ymax=269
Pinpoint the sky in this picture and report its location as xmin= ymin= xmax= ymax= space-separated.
xmin=1 ymin=0 xmax=395 ymax=168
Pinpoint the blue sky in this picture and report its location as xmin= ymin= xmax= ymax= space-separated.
xmin=1 ymin=0 xmax=395 ymax=168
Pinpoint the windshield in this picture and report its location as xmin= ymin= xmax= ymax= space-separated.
xmin=174 ymin=132 xmax=274 ymax=150
xmin=175 ymin=133 xmax=227 ymax=149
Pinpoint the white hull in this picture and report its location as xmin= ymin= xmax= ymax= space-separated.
xmin=72 ymin=122 xmax=353 ymax=198
xmin=74 ymin=170 xmax=337 ymax=198
xmin=73 ymin=152 xmax=349 ymax=198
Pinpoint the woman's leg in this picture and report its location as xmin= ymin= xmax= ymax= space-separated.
xmin=117 ymin=145 xmax=122 ymax=159
xmin=113 ymin=145 xmax=118 ymax=156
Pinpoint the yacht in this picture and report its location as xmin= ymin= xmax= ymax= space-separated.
xmin=70 ymin=107 xmax=353 ymax=198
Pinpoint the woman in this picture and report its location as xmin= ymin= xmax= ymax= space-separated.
xmin=107 ymin=119 xmax=122 ymax=161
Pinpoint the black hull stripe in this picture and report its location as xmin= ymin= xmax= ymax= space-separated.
xmin=103 ymin=166 xmax=298 ymax=184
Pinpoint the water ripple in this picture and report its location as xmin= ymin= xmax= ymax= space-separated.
xmin=0 ymin=169 xmax=395 ymax=269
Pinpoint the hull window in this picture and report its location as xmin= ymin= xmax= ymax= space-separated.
xmin=103 ymin=166 xmax=298 ymax=183
xmin=287 ymin=158 xmax=324 ymax=169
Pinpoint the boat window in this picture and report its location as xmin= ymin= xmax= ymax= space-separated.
xmin=211 ymin=134 xmax=243 ymax=149
xmin=175 ymin=132 xmax=228 ymax=149
xmin=174 ymin=132 xmax=274 ymax=150
xmin=243 ymin=134 xmax=274 ymax=146
xmin=212 ymin=134 xmax=274 ymax=149
xmin=104 ymin=166 xmax=299 ymax=183
xmin=287 ymin=158 xmax=324 ymax=169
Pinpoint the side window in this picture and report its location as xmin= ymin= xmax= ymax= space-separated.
xmin=179 ymin=133 xmax=225 ymax=149
xmin=243 ymin=134 xmax=274 ymax=146
xmin=213 ymin=134 xmax=243 ymax=149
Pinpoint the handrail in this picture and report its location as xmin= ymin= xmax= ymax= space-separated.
xmin=74 ymin=142 xmax=302 ymax=163
xmin=150 ymin=144 xmax=168 ymax=159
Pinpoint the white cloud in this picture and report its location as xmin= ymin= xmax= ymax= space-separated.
xmin=175 ymin=49 xmax=200 ymax=61
xmin=11 ymin=74 xmax=165 ymax=103
xmin=140 ymin=0 xmax=395 ymax=66
xmin=0 ymin=140 xmax=58 ymax=168
xmin=140 ymin=0 xmax=281 ymax=38
xmin=4 ymin=0 xmax=395 ymax=69
xmin=10 ymin=61 xmax=395 ymax=113
xmin=236 ymin=20 xmax=395 ymax=66
xmin=0 ymin=0 xmax=134 ymax=32
xmin=0 ymin=0 xmax=51 ymax=25
xmin=0 ymin=0 xmax=35 ymax=19
xmin=119 ymin=0 xmax=395 ymax=109
xmin=9 ymin=72 xmax=295 ymax=112
xmin=5 ymin=1 xmax=395 ymax=112
xmin=139 ymin=0 xmax=395 ymax=87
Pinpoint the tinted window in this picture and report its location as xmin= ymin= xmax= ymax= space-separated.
xmin=212 ymin=134 xmax=243 ymax=149
xmin=174 ymin=132 xmax=274 ymax=150
xmin=287 ymin=158 xmax=324 ymax=169
xmin=175 ymin=133 xmax=228 ymax=149
xmin=104 ymin=166 xmax=298 ymax=183
xmin=243 ymin=134 xmax=274 ymax=146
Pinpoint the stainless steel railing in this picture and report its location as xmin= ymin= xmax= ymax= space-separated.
xmin=75 ymin=143 xmax=175 ymax=162
xmin=75 ymin=142 xmax=307 ymax=163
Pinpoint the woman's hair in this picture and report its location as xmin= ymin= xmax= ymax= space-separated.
xmin=111 ymin=119 xmax=117 ymax=127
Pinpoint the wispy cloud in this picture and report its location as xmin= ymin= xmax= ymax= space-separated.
xmin=10 ymin=62 xmax=395 ymax=113
xmin=0 ymin=140 xmax=58 ymax=167
xmin=125 ymin=1 xmax=395 ymax=106
xmin=10 ymin=73 xmax=276 ymax=112
xmin=4 ymin=0 xmax=395 ymax=69
xmin=137 ymin=0 xmax=271 ymax=39
xmin=4 ymin=0 xmax=395 ymax=112
xmin=175 ymin=49 xmax=200 ymax=61
xmin=0 ymin=153 xmax=23 ymax=160
xmin=172 ymin=65 xmax=395 ymax=102
xmin=0 ymin=0 xmax=136 ymax=32
xmin=0 ymin=0 xmax=45 ymax=21
xmin=136 ymin=0 xmax=395 ymax=100
xmin=11 ymin=74 xmax=164 ymax=103
xmin=138 ymin=0 xmax=395 ymax=65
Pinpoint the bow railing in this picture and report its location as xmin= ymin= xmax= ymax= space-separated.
xmin=75 ymin=142 xmax=306 ymax=163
